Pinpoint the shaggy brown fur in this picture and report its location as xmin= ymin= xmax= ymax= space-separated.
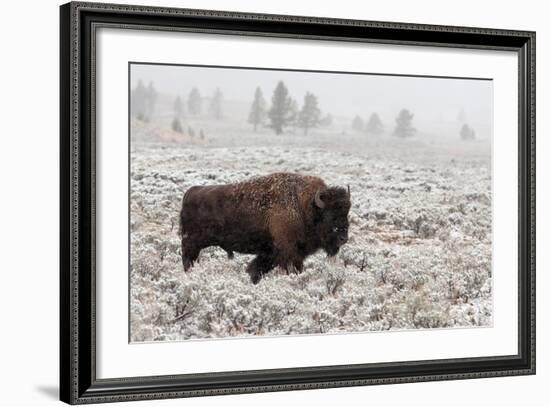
xmin=179 ymin=172 xmax=351 ymax=283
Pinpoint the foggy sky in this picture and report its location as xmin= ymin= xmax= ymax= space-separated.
xmin=131 ymin=63 xmax=492 ymax=131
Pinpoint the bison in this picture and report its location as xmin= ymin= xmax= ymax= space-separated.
xmin=179 ymin=172 xmax=351 ymax=284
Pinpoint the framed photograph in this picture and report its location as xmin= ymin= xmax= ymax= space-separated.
xmin=60 ymin=1 xmax=535 ymax=404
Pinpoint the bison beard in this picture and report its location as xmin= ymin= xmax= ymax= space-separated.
xmin=179 ymin=172 xmax=351 ymax=284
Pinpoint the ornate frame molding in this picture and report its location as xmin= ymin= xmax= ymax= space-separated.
xmin=60 ymin=2 xmax=535 ymax=404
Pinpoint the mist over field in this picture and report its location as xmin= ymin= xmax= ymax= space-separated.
xmin=129 ymin=64 xmax=493 ymax=342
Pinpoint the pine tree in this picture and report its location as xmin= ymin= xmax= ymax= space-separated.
xmin=171 ymin=117 xmax=183 ymax=133
xmin=460 ymin=123 xmax=476 ymax=141
xmin=131 ymin=80 xmax=147 ymax=121
xmin=248 ymin=87 xmax=267 ymax=132
xmin=209 ymin=88 xmax=223 ymax=120
xmin=145 ymin=81 xmax=158 ymax=120
xmin=268 ymin=81 xmax=294 ymax=135
xmin=393 ymin=109 xmax=416 ymax=138
xmin=365 ymin=112 xmax=384 ymax=135
xmin=188 ymin=87 xmax=202 ymax=116
xmin=352 ymin=115 xmax=364 ymax=132
xmin=297 ymin=92 xmax=321 ymax=135
xmin=174 ymin=96 xmax=184 ymax=119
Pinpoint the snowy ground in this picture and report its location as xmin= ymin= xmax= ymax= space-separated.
xmin=129 ymin=120 xmax=492 ymax=342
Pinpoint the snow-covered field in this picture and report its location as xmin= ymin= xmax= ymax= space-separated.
xmin=129 ymin=121 xmax=492 ymax=342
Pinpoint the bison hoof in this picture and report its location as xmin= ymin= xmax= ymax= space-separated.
xmin=247 ymin=268 xmax=263 ymax=284
xmin=182 ymin=258 xmax=193 ymax=272
xmin=250 ymin=273 xmax=262 ymax=284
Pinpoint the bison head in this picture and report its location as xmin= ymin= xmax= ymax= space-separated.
xmin=314 ymin=185 xmax=351 ymax=256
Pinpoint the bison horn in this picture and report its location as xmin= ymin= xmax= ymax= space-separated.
xmin=347 ymin=185 xmax=351 ymax=197
xmin=314 ymin=189 xmax=325 ymax=209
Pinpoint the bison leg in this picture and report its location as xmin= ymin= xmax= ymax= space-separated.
xmin=246 ymin=254 xmax=274 ymax=284
xmin=290 ymin=258 xmax=304 ymax=274
xmin=181 ymin=240 xmax=201 ymax=272
xmin=268 ymin=211 xmax=306 ymax=275
xmin=275 ymin=256 xmax=304 ymax=275
xmin=273 ymin=242 xmax=304 ymax=275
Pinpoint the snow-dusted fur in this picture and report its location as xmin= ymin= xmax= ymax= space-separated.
xmin=130 ymin=121 xmax=492 ymax=342
xmin=179 ymin=172 xmax=350 ymax=283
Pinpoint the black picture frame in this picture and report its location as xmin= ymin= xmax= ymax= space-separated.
xmin=60 ymin=1 xmax=536 ymax=404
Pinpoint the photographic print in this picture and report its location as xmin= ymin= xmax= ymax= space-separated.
xmin=60 ymin=5 xmax=535 ymax=402
xmin=129 ymin=63 xmax=493 ymax=343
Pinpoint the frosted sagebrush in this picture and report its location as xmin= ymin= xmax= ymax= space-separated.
xmin=130 ymin=124 xmax=492 ymax=342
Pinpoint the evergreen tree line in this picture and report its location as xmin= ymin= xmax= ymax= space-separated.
xmin=132 ymin=80 xmax=225 ymax=124
xmin=352 ymin=112 xmax=384 ymax=135
xmin=172 ymin=87 xmax=223 ymax=140
xmin=133 ymin=79 xmax=477 ymax=141
xmin=352 ymin=109 xmax=414 ymax=138
xmin=131 ymin=80 xmax=158 ymax=122
xmin=174 ymin=87 xmax=224 ymax=119
xmin=248 ymin=81 xmax=332 ymax=135
xmin=352 ymin=108 xmax=477 ymax=140
xmin=172 ymin=87 xmax=223 ymax=137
